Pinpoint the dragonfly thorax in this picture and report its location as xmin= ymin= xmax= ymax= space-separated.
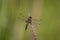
xmin=26 ymin=16 xmax=32 ymax=24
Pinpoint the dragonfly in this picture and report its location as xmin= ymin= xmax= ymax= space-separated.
xmin=18 ymin=13 xmax=41 ymax=40
xmin=25 ymin=16 xmax=32 ymax=30
xmin=18 ymin=13 xmax=41 ymax=31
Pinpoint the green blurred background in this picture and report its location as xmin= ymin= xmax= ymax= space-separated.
xmin=0 ymin=0 xmax=60 ymax=40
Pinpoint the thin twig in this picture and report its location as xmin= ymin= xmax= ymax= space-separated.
xmin=30 ymin=24 xmax=37 ymax=40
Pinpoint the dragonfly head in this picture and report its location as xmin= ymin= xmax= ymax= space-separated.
xmin=29 ymin=16 xmax=32 ymax=19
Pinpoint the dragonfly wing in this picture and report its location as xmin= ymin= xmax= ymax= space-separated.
xmin=17 ymin=13 xmax=28 ymax=22
xmin=17 ymin=17 xmax=26 ymax=21
xmin=32 ymin=18 xmax=42 ymax=25
xmin=32 ymin=19 xmax=41 ymax=22
xmin=32 ymin=20 xmax=41 ymax=26
xmin=19 ymin=13 xmax=27 ymax=19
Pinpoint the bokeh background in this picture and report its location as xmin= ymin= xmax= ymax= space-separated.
xmin=0 ymin=0 xmax=60 ymax=40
